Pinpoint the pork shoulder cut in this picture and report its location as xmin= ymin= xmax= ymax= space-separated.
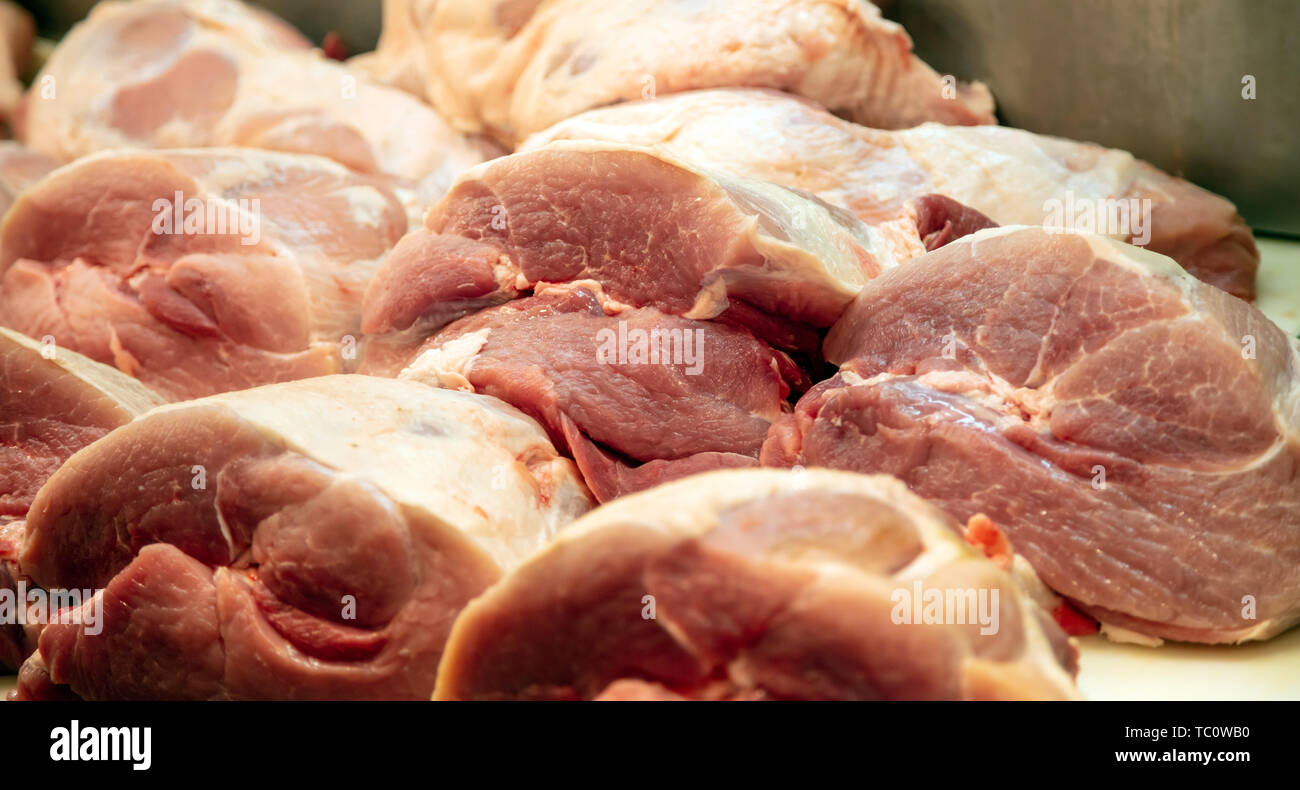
xmin=434 ymin=468 xmax=1081 ymax=700
xmin=763 ymin=226 xmax=1300 ymax=644
xmin=14 ymin=375 xmax=593 ymax=700
xmin=524 ymin=89 xmax=1259 ymax=300
xmin=393 ymin=283 xmax=804 ymax=502
xmin=1 ymin=326 xmax=162 ymax=671
xmin=1 ymin=326 xmax=163 ymax=519
xmin=0 ymin=148 xmax=410 ymax=400
xmin=377 ymin=0 xmax=993 ymax=145
xmin=21 ymin=0 xmax=495 ymax=204
xmin=361 ymin=140 xmax=903 ymax=366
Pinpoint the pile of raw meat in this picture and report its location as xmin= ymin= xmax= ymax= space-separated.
xmin=0 ymin=0 xmax=1293 ymax=701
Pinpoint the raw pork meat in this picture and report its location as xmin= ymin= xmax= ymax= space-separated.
xmin=435 ymin=468 xmax=1081 ymax=700
xmin=0 ymin=327 xmax=162 ymax=670
xmin=0 ymin=148 xmax=409 ymax=400
xmin=15 ymin=375 xmax=593 ymax=700
xmin=22 ymin=0 xmax=494 ymax=203
xmin=763 ymin=226 xmax=1300 ymax=644
xmin=361 ymin=141 xmax=930 ymax=501
xmin=392 ymin=284 xmax=803 ymax=502
xmin=1 ymin=327 xmax=163 ymax=518
xmin=525 ymin=89 xmax=1259 ymax=299
xmin=361 ymin=140 xmax=901 ymax=364
xmin=374 ymin=0 xmax=993 ymax=145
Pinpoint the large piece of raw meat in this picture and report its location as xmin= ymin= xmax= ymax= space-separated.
xmin=0 ymin=148 xmax=410 ymax=400
xmin=21 ymin=0 xmax=494 ymax=203
xmin=0 ymin=327 xmax=163 ymax=518
xmin=435 ymin=468 xmax=1081 ymax=700
xmin=361 ymin=139 xmax=902 ymax=368
xmin=763 ymin=226 xmax=1300 ymax=644
xmin=14 ymin=375 xmax=592 ymax=700
xmin=525 ymin=88 xmax=1259 ymax=299
xmin=393 ymin=283 xmax=804 ymax=502
xmin=364 ymin=0 xmax=994 ymax=145
xmin=359 ymin=140 xmax=915 ymax=501
xmin=0 ymin=327 xmax=163 ymax=671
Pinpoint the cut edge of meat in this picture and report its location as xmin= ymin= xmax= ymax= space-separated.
xmin=434 ymin=467 xmax=1081 ymax=701
xmin=17 ymin=374 xmax=593 ymax=699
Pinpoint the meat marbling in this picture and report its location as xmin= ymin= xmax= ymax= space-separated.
xmin=22 ymin=0 xmax=495 ymax=205
xmin=763 ymin=226 xmax=1300 ymax=644
xmin=524 ymin=89 xmax=1259 ymax=300
xmin=434 ymin=468 xmax=1081 ymax=700
xmin=0 ymin=147 xmax=410 ymax=400
xmin=367 ymin=0 xmax=993 ymax=145
xmin=15 ymin=375 xmax=593 ymax=700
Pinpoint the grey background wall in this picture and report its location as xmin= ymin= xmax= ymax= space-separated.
xmin=892 ymin=0 xmax=1298 ymax=236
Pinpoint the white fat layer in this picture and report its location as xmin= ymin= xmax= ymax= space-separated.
xmin=895 ymin=124 xmax=1139 ymax=231
xmin=1100 ymin=623 xmax=1165 ymax=648
xmin=399 ymin=329 xmax=489 ymax=391
xmin=0 ymin=327 xmax=164 ymax=415
xmin=143 ymin=375 xmax=592 ymax=570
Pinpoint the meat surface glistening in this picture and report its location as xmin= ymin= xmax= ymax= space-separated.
xmin=763 ymin=226 xmax=1300 ymax=644
xmin=0 ymin=147 xmax=410 ymax=400
xmin=15 ymin=375 xmax=593 ymax=700
xmin=434 ymin=468 xmax=1081 ymax=700
xmin=524 ymin=88 xmax=1259 ymax=300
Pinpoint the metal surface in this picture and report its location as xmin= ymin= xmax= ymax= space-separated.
xmin=894 ymin=0 xmax=1300 ymax=235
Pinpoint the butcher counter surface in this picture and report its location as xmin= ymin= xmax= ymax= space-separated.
xmin=2 ymin=236 xmax=1298 ymax=702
